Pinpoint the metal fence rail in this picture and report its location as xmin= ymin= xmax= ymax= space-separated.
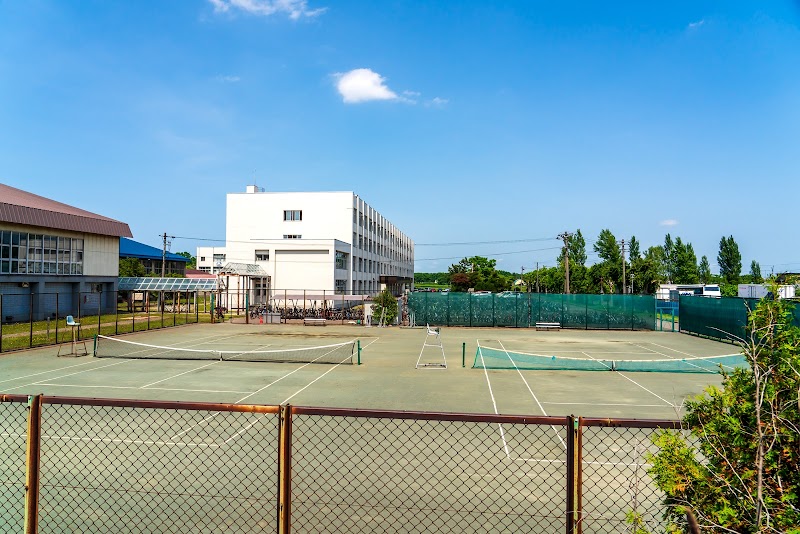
xmin=0 ymin=395 xmax=682 ymax=533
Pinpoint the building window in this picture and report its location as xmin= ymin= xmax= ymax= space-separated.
xmin=0 ymin=230 xmax=82 ymax=275
xmin=283 ymin=235 xmax=302 ymax=239
xmin=255 ymin=250 xmax=270 ymax=261
xmin=283 ymin=210 xmax=302 ymax=221
xmin=335 ymin=279 xmax=346 ymax=294
xmin=200 ymin=256 xmax=206 ymax=262
xmin=335 ymin=251 xmax=348 ymax=270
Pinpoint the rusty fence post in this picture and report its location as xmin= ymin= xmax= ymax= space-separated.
xmin=576 ymin=416 xmax=584 ymax=534
xmin=24 ymin=394 xmax=42 ymax=534
xmin=566 ymin=415 xmax=576 ymax=534
xmin=279 ymin=404 xmax=293 ymax=534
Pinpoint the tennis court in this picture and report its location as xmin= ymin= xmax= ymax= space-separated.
xmin=0 ymin=322 xmax=733 ymax=417
xmin=1 ymin=323 xmax=735 ymax=532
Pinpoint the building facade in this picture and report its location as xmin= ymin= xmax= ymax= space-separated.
xmin=196 ymin=187 xmax=414 ymax=295
xmin=0 ymin=183 xmax=132 ymax=321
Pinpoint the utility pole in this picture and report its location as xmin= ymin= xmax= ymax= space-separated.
xmin=161 ymin=232 xmax=175 ymax=277
xmin=619 ymin=239 xmax=626 ymax=294
xmin=558 ymin=232 xmax=573 ymax=294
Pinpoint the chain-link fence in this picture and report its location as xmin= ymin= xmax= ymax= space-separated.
xmin=2 ymin=396 xmax=682 ymax=533
xmin=290 ymin=408 xmax=568 ymax=533
xmin=578 ymin=418 xmax=682 ymax=533
xmin=409 ymin=292 xmax=656 ymax=330
xmin=0 ymin=395 xmax=28 ymax=534
xmin=679 ymin=296 xmax=800 ymax=342
xmin=0 ymin=291 xmax=209 ymax=353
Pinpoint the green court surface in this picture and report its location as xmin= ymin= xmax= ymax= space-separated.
xmin=1 ymin=323 xmax=739 ymax=532
xmin=0 ymin=322 xmax=735 ymax=419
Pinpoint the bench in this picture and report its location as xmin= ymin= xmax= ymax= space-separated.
xmin=304 ymin=318 xmax=327 ymax=326
xmin=535 ymin=322 xmax=561 ymax=331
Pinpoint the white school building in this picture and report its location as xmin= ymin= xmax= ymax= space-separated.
xmin=196 ymin=186 xmax=414 ymax=297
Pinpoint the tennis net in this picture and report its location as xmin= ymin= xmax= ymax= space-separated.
xmin=473 ymin=346 xmax=747 ymax=373
xmin=94 ymin=335 xmax=356 ymax=364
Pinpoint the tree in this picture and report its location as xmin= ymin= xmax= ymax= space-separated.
xmin=593 ymin=229 xmax=622 ymax=292
xmin=629 ymin=236 xmax=641 ymax=261
xmin=119 ymin=258 xmax=146 ymax=277
xmin=750 ymin=260 xmax=763 ymax=284
xmin=663 ymin=234 xmax=675 ymax=283
xmin=372 ymin=289 xmax=398 ymax=325
xmin=558 ymin=229 xmax=587 ymax=266
xmin=648 ymin=293 xmax=800 ymax=532
xmin=177 ymin=251 xmax=196 ymax=269
xmin=447 ymin=256 xmax=510 ymax=292
xmin=672 ymin=238 xmax=698 ymax=284
xmin=450 ymin=272 xmax=473 ymax=292
xmin=594 ymin=229 xmax=620 ymax=263
xmin=630 ymin=246 xmax=666 ymax=294
xmin=698 ymin=256 xmax=711 ymax=284
xmin=718 ymin=235 xmax=742 ymax=284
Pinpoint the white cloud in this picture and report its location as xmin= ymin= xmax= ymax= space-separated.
xmin=334 ymin=68 xmax=399 ymax=104
xmin=660 ymin=219 xmax=679 ymax=227
xmin=687 ymin=19 xmax=705 ymax=30
xmin=215 ymin=75 xmax=241 ymax=83
xmin=426 ymin=97 xmax=449 ymax=107
xmin=209 ymin=0 xmax=326 ymax=20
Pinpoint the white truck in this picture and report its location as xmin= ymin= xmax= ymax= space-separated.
xmin=737 ymin=284 xmax=796 ymax=299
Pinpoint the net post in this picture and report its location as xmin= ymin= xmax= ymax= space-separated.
xmin=24 ymin=394 xmax=42 ymax=534
xmin=93 ymin=334 xmax=98 ymax=357
xmin=357 ymin=340 xmax=361 ymax=365
xmin=462 ymin=342 xmax=465 ymax=367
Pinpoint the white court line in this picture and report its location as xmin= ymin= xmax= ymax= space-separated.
xmin=41 ymin=435 xmax=221 ymax=448
xmin=26 ymin=383 xmax=252 ymax=394
xmin=0 ymin=359 xmax=100 ymax=385
xmin=631 ymin=343 xmax=722 ymax=373
xmin=224 ymin=337 xmax=381 ymax=443
xmin=141 ymin=361 xmax=221 ymax=388
xmin=175 ymin=338 xmax=371 ymax=443
xmin=6 ymin=332 xmax=248 ymax=392
xmin=631 ymin=343 xmax=671 ymax=358
xmin=541 ymin=402 xmax=667 ymax=407
xmin=5 ymin=359 xmax=133 ymax=391
xmin=476 ymin=343 xmax=510 ymax=458
xmin=498 ymin=340 xmax=566 ymax=451
xmin=514 ymin=458 xmax=654 ymax=467
xmin=649 ymin=341 xmax=718 ymax=359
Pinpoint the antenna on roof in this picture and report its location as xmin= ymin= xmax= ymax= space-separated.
xmin=246 ymin=171 xmax=264 ymax=193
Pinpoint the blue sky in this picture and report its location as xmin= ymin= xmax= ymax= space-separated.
xmin=1 ymin=1 xmax=799 ymax=276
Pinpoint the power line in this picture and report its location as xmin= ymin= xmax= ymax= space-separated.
xmin=414 ymin=246 xmax=563 ymax=262
xmin=415 ymin=237 xmax=558 ymax=246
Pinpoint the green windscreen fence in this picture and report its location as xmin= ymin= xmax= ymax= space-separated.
xmin=679 ymin=296 xmax=800 ymax=342
xmin=408 ymin=292 xmax=656 ymax=330
xmin=473 ymin=346 xmax=747 ymax=373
